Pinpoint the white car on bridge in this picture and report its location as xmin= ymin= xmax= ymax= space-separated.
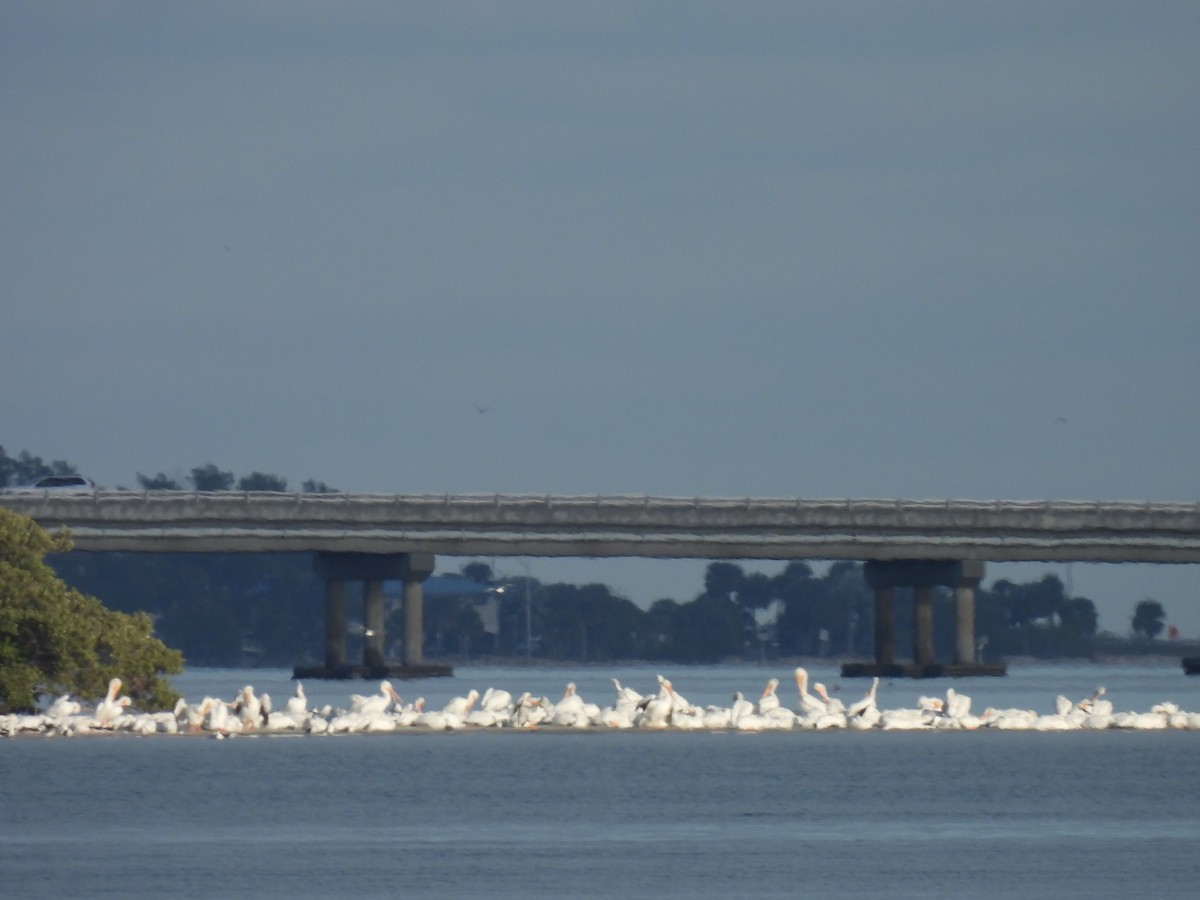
xmin=2 ymin=474 xmax=97 ymax=494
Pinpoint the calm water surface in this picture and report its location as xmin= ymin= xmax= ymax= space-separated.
xmin=2 ymin=663 xmax=1198 ymax=899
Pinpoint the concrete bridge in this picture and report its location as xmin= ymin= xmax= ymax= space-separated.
xmin=4 ymin=491 xmax=1198 ymax=678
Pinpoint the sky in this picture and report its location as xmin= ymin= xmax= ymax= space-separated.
xmin=3 ymin=3 xmax=1198 ymax=637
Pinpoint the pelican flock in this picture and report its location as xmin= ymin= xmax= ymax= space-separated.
xmin=3 ymin=668 xmax=1199 ymax=738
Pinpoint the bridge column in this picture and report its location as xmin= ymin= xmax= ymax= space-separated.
xmin=399 ymin=552 xmax=436 ymax=667
xmin=913 ymin=586 xmax=934 ymax=666
xmin=363 ymin=580 xmax=386 ymax=670
xmin=953 ymin=561 xmax=984 ymax=665
xmin=873 ymin=585 xmax=895 ymax=666
xmin=855 ymin=559 xmax=998 ymax=678
xmin=324 ymin=580 xmax=347 ymax=670
xmin=302 ymin=551 xmax=449 ymax=680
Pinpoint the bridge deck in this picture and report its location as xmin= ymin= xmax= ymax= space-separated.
xmin=2 ymin=491 xmax=1198 ymax=562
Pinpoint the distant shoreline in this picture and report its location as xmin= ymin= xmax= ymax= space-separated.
xmin=279 ymin=652 xmax=1198 ymax=670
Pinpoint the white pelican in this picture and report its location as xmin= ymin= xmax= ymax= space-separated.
xmin=552 ymin=682 xmax=585 ymax=717
xmin=730 ymin=691 xmax=760 ymax=730
xmin=611 ymin=678 xmax=643 ymax=707
xmin=804 ymin=683 xmax=845 ymax=729
xmin=729 ymin=691 xmax=754 ymax=722
xmin=47 ymin=694 xmax=82 ymax=719
xmin=598 ymin=704 xmax=636 ymax=728
xmin=304 ymin=713 xmax=330 ymax=735
xmin=662 ymin=676 xmax=692 ymax=714
xmin=150 ymin=709 xmax=179 ymax=734
xmin=930 ymin=688 xmax=982 ymax=730
xmin=847 ymin=677 xmax=880 ymax=718
xmin=286 ymin=682 xmax=308 ymax=719
xmin=350 ymin=681 xmax=402 ymax=716
xmin=756 ymin=678 xmax=781 ymax=715
xmin=793 ymin=668 xmax=826 ymax=716
xmin=465 ymin=707 xmax=503 ymax=727
xmin=512 ymin=693 xmax=548 ymax=728
xmin=396 ymin=697 xmax=424 ymax=727
xmin=362 ymin=710 xmax=399 ymax=732
xmin=762 ymin=705 xmax=797 ymax=730
xmin=414 ymin=708 xmax=449 ymax=730
xmin=702 ymin=704 xmax=733 ymax=729
xmin=176 ymin=697 xmax=214 ymax=733
xmin=1077 ymin=686 xmax=1108 ymax=714
xmin=879 ymin=701 xmax=935 ymax=729
xmin=235 ymin=685 xmax=266 ymax=731
xmin=328 ymin=711 xmax=369 ymax=734
xmin=1091 ymin=695 xmax=1114 ymax=717
xmin=944 ymin=687 xmax=971 ymax=720
xmin=481 ymin=687 xmax=513 ymax=713
xmin=846 ymin=678 xmax=881 ymax=729
xmin=205 ymin=698 xmax=240 ymax=735
xmin=608 ymin=679 xmax=643 ymax=723
xmin=94 ymin=678 xmax=129 ymax=728
xmin=550 ymin=683 xmax=600 ymax=726
xmin=672 ymin=705 xmax=707 ymax=730
xmin=916 ymin=694 xmax=945 ymax=714
xmin=982 ymin=707 xmax=1038 ymax=730
xmin=442 ymin=689 xmax=480 ymax=718
xmin=636 ymin=676 xmax=676 ymax=728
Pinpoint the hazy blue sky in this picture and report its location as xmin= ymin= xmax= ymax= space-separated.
xmin=4 ymin=3 xmax=1198 ymax=636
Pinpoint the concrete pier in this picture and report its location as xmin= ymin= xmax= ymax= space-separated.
xmin=954 ymin=583 xmax=976 ymax=665
xmin=297 ymin=551 xmax=451 ymax=680
xmin=845 ymin=559 xmax=1003 ymax=678
xmin=363 ymin=580 xmax=386 ymax=670
xmin=324 ymin=580 xmax=348 ymax=670
xmin=399 ymin=552 xmax=436 ymax=667
xmin=913 ymin=586 xmax=935 ymax=667
xmin=873 ymin=585 xmax=895 ymax=666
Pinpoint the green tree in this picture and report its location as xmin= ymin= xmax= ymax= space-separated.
xmin=1011 ymin=574 xmax=1067 ymax=627
xmin=1057 ymin=596 xmax=1098 ymax=636
xmin=773 ymin=562 xmax=870 ymax=657
xmin=0 ymin=508 xmax=182 ymax=712
xmin=703 ymin=561 xmax=744 ymax=599
xmin=539 ymin=582 xmax=645 ymax=662
xmin=1131 ymin=598 xmax=1166 ymax=639
xmin=300 ymin=479 xmax=337 ymax=493
xmin=460 ymin=561 xmax=494 ymax=584
xmin=421 ymin=595 xmax=485 ymax=658
xmin=137 ymin=472 xmax=183 ymax=490
xmin=0 ymin=445 xmax=14 ymax=487
xmin=668 ymin=592 xmax=743 ymax=663
xmin=190 ymin=463 xmax=235 ymax=491
xmin=237 ymin=472 xmax=288 ymax=492
xmin=0 ymin=446 xmax=77 ymax=487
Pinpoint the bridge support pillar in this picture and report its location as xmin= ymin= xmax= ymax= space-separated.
xmin=849 ymin=559 xmax=1001 ymax=678
xmin=913 ymin=586 xmax=934 ymax=666
xmin=324 ymin=580 xmax=347 ymax=670
xmin=363 ymin=580 xmax=386 ymax=669
xmin=296 ymin=551 xmax=451 ymax=680
xmin=873 ymin=585 xmax=895 ymax=666
xmin=399 ymin=552 xmax=436 ymax=667
xmin=954 ymin=584 xmax=977 ymax=665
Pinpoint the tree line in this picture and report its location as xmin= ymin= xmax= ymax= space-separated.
xmin=1 ymin=446 xmax=1175 ymax=671
xmin=427 ymin=559 xmax=1162 ymax=666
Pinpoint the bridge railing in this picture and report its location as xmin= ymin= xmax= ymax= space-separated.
xmin=3 ymin=490 xmax=1198 ymax=534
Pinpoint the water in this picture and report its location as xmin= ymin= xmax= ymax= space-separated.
xmin=2 ymin=663 xmax=1198 ymax=898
